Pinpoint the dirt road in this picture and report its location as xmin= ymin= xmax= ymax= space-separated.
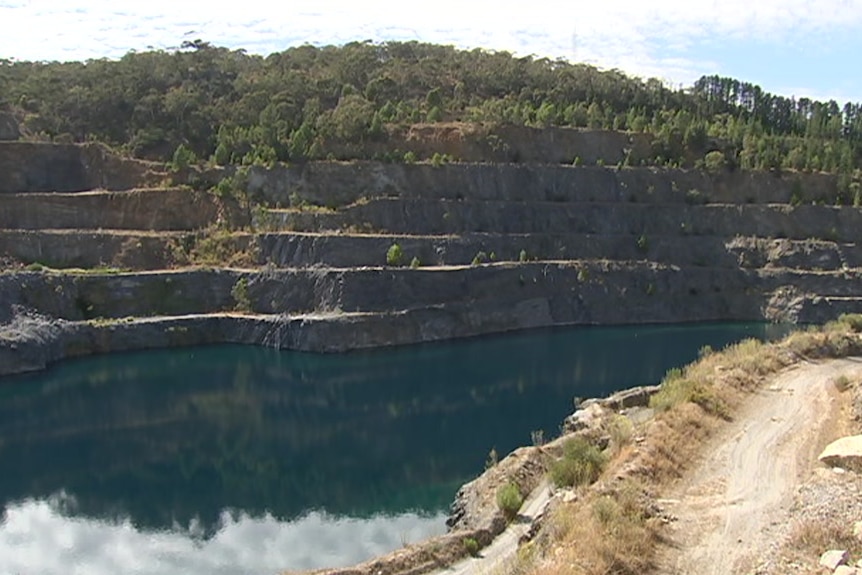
xmin=656 ymin=358 xmax=862 ymax=575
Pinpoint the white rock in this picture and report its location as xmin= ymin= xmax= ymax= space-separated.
xmin=834 ymin=566 xmax=857 ymax=575
xmin=819 ymin=436 xmax=862 ymax=472
xmin=853 ymin=521 xmax=862 ymax=542
xmin=820 ymin=549 xmax=850 ymax=570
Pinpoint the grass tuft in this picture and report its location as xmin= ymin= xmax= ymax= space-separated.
xmin=548 ymin=436 xmax=607 ymax=488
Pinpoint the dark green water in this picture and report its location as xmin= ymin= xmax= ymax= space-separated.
xmin=0 ymin=322 xmax=790 ymax=574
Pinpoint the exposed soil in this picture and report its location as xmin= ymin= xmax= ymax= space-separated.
xmin=655 ymin=358 xmax=862 ymax=575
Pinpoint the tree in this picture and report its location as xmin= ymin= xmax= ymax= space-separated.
xmin=703 ymin=150 xmax=727 ymax=172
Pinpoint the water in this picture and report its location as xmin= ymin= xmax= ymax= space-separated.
xmin=0 ymin=322 xmax=790 ymax=574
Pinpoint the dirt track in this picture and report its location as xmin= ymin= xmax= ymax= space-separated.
xmin=656 ymin=358 xmax=862 ymax=575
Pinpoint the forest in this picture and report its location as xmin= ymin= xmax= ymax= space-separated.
xmin=1 ymin=40 xmax=861 ymax=180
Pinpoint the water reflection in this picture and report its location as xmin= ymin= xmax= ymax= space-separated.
xmin=0 ymin=492 xmax=446 ymax=575
xmin=0 ymin=322 xmax=791 ymax=571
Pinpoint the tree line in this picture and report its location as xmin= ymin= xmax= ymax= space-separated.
xmin=1 ymin=40 xmax=860 ymax=176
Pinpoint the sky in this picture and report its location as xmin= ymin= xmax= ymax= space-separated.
xmin=0 ymin=0 xmax=861 ymax=103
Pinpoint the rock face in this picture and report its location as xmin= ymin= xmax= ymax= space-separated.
xmin=0 ymin=142 xmax=164 ymax=193
xmin=2 ymin=137 xmax=862 ymax=376
xmin=0 ymin=112 xmax=19 ymax=141
xmin=819 ymin=436 xmax=862 ymax=471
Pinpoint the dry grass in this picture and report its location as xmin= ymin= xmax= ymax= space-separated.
xmin=169 ymin=227 xmax=259 ymax=268
xmin=519 ymin=315 xmax=862 ymax=575
xmin=787 ymin=517 xmax=862 ymax=559
xmin=530 ymin=481 xmax=662 ymax=575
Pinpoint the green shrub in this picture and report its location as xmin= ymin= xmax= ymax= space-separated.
xmin=496 ymin=481 xmax=523 ymax=521
xmin=471 ymin=251 xmax=488 ymax=266
xmin=25 ymin=262 xmax=45 ymax=272
xmin=403 ymin=151 xmax=417 ymax=163
xmin=409 ymin=256 xmax=421 ymax=269
xmin=519 ymin=249 xmax=528 ymax=263
xmin=703 ymin=150 xmax=727 ymax=172
xmin=834 ymin=374 xmax=853 ymax=392
xmin=577 ymin=268 xmax=590 ymax=282
xmin=636 ymin=234 xmax=649 ymax=253
xmin=231 ymin=277 xmax=251 ymax=312
xmin=386 ymin=243 xmax=404 ymax=266
xmin=170 ymin=143 xmax=197 ymax=172
xmin=838 ymin=314 xmax=862 ymax=332
xmin=463 ymin=537 xmax=480 ymax=556
xmin=548 ymin=436 xmax=607 ymax=488
xmin=649 ymin=367 xmax=728 ymax=418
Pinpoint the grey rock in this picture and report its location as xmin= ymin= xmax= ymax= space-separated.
xmin=0 ymin=112 xmax=19 ymax=141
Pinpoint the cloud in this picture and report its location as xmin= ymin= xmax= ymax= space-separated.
xmin=0 ymin=493 xmax=447 ymax=575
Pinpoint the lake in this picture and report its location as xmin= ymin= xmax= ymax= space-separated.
xmin=0 ymin=322 xmax=790 ymax=574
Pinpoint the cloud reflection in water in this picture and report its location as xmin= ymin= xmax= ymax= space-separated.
xmin=0 ymin=492 xmax=447 ymax=575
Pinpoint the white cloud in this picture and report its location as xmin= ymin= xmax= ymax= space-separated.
xmin=0 ymin=493 xmax=447 ymax=575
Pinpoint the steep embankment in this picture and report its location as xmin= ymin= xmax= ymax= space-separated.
xmin=2 ymin=134 xmax=862 ymax=377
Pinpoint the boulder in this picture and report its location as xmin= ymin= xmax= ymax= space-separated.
xmin=834 ymin=565 xmax=857 ymax=575
xmin=819 ymin=436 xmax=862 ymax=471
xmin=0 ymin=112 xmax=19 ymax=141
xmin=820 ymin=549 xmax=850 ymax=571
xmin=563 ymin=402 xmax=609 ymax=433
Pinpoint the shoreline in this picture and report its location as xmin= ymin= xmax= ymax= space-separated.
xmin=0 ymin=309 xmax=792 ymax=378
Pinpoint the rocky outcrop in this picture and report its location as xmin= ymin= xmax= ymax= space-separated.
xmin=0 ymin=188 xmax=234 ymax=230
xmin=819 ymin=436 xmax=862 ymax=471
xmin=0 ymin=112 xmax=19 ymax=141
xmin=246 ymin=161 xmax=838 ymax=209
xmin=0 ymin=142 xmax=165 ymax=193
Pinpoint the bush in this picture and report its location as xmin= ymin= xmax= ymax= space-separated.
xmin=231 ymin=277 xmax=252 ymax=312
xmin=409 ymin=256 xmax=421 ymax=269
xmin=463 ymin=537 xmax=480 ymax=556
xmin=471 ymin=251 xmax=488 ymax=266
xmin=649 ymin=367 xmax=729 ymax=418
xmin=703 ymin=150 xmax=727 ymax=172
xmin=549 ymin=436 xmax=607 ymax=488
xmin=838 ymin=313 xmax=862 ymax=333
xmin=496 ymin=481 xmax=523 ymax=521
xmin=386 ymin=243 xmax=403 ymax=266
xmin=170 ymin=143 xmax=197 ymax=172
xmin=519 ymin=249 xmax=528 ymax=262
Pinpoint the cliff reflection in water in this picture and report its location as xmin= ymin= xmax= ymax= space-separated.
xmin=0 ymin=322 xmax=789 ymax=573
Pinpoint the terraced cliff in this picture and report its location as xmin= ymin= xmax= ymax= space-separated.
xmin=2 ymin=134 xmax=861 ymax=375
